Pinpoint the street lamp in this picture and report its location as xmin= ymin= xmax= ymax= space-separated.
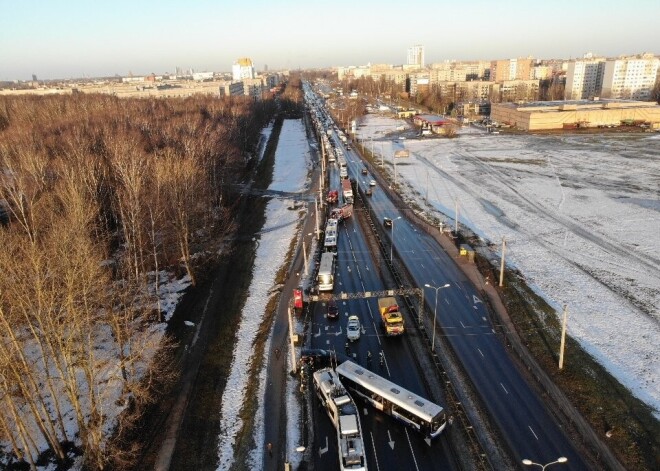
xmin=390 ymin=216 xmax=402 ymax=262
xmin=522 ymin=457 xmax=568 ymax=470
xmin=424 ymin=283 xmax=451 ymax=351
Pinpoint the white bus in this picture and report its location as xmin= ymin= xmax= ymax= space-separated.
xmin=324 ymin=223 xmax=337 ymax=252
xmin=336 ymin=360 xmax=447 ymax=439
xmin=317 ymin=252 xmax=335 ymax=292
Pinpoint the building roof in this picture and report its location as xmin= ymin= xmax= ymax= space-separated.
xmin=414 ymin=114 xmax=450 ymax=125
xmin=495 ymin=98 xmax=657 ymax=112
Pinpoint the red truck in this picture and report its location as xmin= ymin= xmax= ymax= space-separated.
xmin=326 ymin=190 xmax=338 ymax=204
xmin=330 ymin=204 xmax=353 ymax=222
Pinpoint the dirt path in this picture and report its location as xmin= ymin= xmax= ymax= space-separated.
xmin=132 ymin=120 xmax=283 ymax=471
xmin=263 ymin=114 xmax=322 ymax=470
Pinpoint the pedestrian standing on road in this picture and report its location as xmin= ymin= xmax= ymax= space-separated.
xmin=267 ymin=442 xmax=273 ymax=457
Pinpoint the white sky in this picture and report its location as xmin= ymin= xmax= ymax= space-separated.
xmin=1 ymin=0 xmax=658 ymax=80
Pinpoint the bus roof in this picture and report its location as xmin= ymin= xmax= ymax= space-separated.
xmin=336 ymin=360 xmax=443 ymax=423
xmin=318 ymin=252 xmax=335 ymax=274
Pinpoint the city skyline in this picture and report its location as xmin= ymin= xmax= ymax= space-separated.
xmin=1 ymin=0 xmax=659 ymax=81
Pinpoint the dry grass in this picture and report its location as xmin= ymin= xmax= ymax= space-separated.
xmin=495 ymin=267 xmax=660 ymax=470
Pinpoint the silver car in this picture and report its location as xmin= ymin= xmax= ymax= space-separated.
xmin=347 ymin=315 xmax=361 ymax=341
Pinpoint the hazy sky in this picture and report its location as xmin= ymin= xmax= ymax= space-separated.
xmin=1 ymin=0 xmax=658 ymax=80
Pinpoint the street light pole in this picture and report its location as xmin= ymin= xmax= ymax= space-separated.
xmin=424 ymin=283 xmax=451 ymax=351
xmin=390 ymin=216 xmax=402 ymax=262
xmin=522 ymin=457 xmax=568 ymax=470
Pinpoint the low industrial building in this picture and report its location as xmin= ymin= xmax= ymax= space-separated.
xmin=413 ymin=114 xmax=452 ymax=134
xmin=490 ymin=99 xmax=660 ymax=131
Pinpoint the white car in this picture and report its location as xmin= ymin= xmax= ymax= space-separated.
xmin=369 ymin=180 xmax=376 ymax=186
xmin=347 ymin=315 xmax=361 ymax=341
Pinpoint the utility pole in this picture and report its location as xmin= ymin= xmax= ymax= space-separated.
xmin=394 ymin=158 xmax=397 ymax=187
xmin=559 ymin=305 xmax=568 ymax=370
xmin=288 ymin=307 xmax=297 ymax=374
xmin=419 ymin=288 xmax=424 ymax=325
xmin=499 ymin=236 xmax=506 ymax=287
xmin=380 ymin=142 xmax=384 ymax=167
xmin=315 ymin=198 xmax=320 ymax=240
xmin=303 ymin=239 xmax=308 ymax=276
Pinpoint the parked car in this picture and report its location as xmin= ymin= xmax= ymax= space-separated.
xmin=383 ymin=217 xmax=392 ymax=227
xmin=347 ymin=315 xmax=361 ymax=341
xmin=327 ymin=300 xmax=339 ymax=320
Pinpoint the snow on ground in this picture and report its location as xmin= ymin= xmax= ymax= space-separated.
xmin=217 ymin=119 xmax=312 ymax=470
xmin=0 ymin=270 xmax=192 ymax=470
xmin=153 ymin=271 xmax=193 ymax=322
xmin=357 ymin=115 xmax=660 ymax=417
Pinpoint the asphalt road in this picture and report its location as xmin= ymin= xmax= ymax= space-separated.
xmin=345 ymin=138 xmax=589 ymax=469
xmin=309 ymin=151 xmax=457 ymax=470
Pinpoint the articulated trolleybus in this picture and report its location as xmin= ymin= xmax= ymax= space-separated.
xmin=317 ymin=252 xmax=336 ymax=292
xmin=313 ymin=367 xmax=367 ymax=471
xmin=336 ymin=360 xmax=447 ymax=439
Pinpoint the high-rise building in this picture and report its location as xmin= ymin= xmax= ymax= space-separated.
xmin=564 ymin=54 xmax=606 ymax=100
xmin=490 ymin=58 xmax=533 ymax=82
xmin=601 ymin=53 xmax=659 ymax=100
xmin=232 ymin=58 xmax=255 ymax=81
xmin=407 ymin=45 xmax=425 ymax=68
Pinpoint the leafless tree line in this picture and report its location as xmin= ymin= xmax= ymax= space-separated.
xmin=0 ymin=92 xmax=277 ymax=469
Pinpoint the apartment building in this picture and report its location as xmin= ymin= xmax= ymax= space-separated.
xmin=337 ymin=65 xmax=371 ymax=80
xmin=407 ymin=45 xmax=425 ymax=68
xmin=370 ymin=69 xmax=408 ymax=86
xmin=601 ymin=53 xmax=659 ymax=100
xmin=218 ymin=81 xmax=244 ymax=97
xmin=242 ymin=78 xmax=263 ymax=98
xmin=429 ymin=61 xmax=489 ymax=81
xmin=232 ymin=57 xmax=255 ymax=81
xmin=409 ymin=73 xmax=430 ymax=96
xmin=564 ymin=54 xmax=606 ymax=100
xmin=490 ymin=58 xmax=533 ymax=82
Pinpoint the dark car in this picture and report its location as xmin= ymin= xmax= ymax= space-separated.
xmin=327 ymin=300 xmax=339 ymax=320
xmin=384 ymin=217 xmax=392 ymax=228
xmin=361 ymin=167 xmax=368 ymax=175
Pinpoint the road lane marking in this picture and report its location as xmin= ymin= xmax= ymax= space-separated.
xmin=405 ymin=429 xmax=421 ymax=471
xmin=460 ymin=321 xmax=466 ymax=329
xmin=500 ymin=383 xmax=509 ymax=394
xmin=387 ymin=430 xmax=395 ymax=450
xmin=528 ymin=426 xmax=539 ymax=440
xmin=369 ymin=432 xmax=381 ymax=471
xmin=319 ymin=435 xmax=328 ymax=456
xmin=477 ymin=348 xmax=484 ymax=357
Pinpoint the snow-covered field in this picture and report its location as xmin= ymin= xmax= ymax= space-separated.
xmin=357 ymin=115 xmax=660 ymax=418
xmin=217 ymin=119 xmax=312 ymax=470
